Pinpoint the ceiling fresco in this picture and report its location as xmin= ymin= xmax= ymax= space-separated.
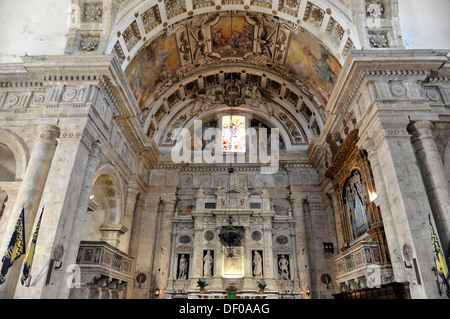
xmin=125 ymin=12 xmax=342 ymax=109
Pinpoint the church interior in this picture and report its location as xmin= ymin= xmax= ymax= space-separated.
xmin=0 ymin=0 xmax=449 ymax=299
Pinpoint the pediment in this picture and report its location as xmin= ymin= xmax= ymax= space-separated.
xmin=215 ymin=185 xmax=250 ymax=197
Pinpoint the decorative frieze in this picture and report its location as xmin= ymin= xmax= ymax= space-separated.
xmin=165 ymin=0 xmax=187 ymax=20
xmin=279 ymin=0 xmax=301 ymax=17
xmin=141 ymin=6 xmax=161 ymax=34
xmin=123 ymin=21 xmax=142 ymax=51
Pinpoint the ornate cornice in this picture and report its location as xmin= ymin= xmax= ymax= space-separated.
xmin=324 ymin=129 xmax=359 ymax=180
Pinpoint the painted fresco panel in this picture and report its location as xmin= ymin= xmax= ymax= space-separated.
xmin=286 ymin=30 xmax=341 ymax=105
xmin=211 ymin=16 xmax=254 ymax=57
xmin=125 ymin=33 xmax=180 ymax=108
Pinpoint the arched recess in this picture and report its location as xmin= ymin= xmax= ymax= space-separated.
xmin=0 ymin=129 xmax=29 ymax=181
xmin=141 ymin=66 xmax=326 ymax=154
xmin=81 ymin=165 xmax=127 ymax=247
xmin=110 ymin=6 xmax=355 ymax=136
xmin=162 ymin=103 xmax=309 ymax=155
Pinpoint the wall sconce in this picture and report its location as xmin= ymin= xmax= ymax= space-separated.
xmin=306 ymin=286 xmax=311 ymax=297
xmin=149 ymin=287 xmax=160 ymax=298
xmin=323 ymin=242 xmax=334 ymax=256
xmin=369 ymin=191 xmax=378 ymax=203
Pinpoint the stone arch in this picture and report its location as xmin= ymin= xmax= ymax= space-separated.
xmin=180 ymin=106 xmax=308 ymax=153
xmin=0 ymin=129 xmax=29 ymax=181
xmin=82 ymin=165 xmax=127 ymax=247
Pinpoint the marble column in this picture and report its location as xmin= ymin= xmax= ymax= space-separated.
xmin=410 ymin=120 xmax=450 ymax=255
xmin=191 ymin=217 xmax=203 ymax=279
xmin=242 ymin=225 xmax=253 ymax=291
xmin=262 ymin=217 xmax=277 ymax=291
xmin=289 ymin=193 xmax=311 ymax=297
xmin=134 ymin=194 xmax=160 ymax=299
xmin=363 ymin=139 xmax=408 ymax=284
xmin=369 ymin=125 xmax=441 ymax=298
xmin=53 ymin=141 xmax=102 ymax=295
xmin=118 ymin=184 xmax=140 ymax=254
xmin=14 ymin=125 xmax=95 ymax=299
xmin=155 ymin=196 xmax=176 ymax=298
xmin=0 ymin=124 xmax=60 ymax=299
xmin=211 ymin=224 xmax=223 ymax=290
xmin=289 ymin=223 xmax=301 ymax=295
xmin=166 ymin=228 xmax=177 ymax=293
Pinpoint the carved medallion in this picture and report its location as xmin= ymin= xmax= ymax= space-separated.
xmin=251 ymin=231 xmax=262 ymax=241
xmin=204 ymin=230 xmax=215 ymax=241
xmin=136 ymin=272 xmax=147 ymax=285
xmin=179 ymin=235 xmax=192 ymax=244
xmin=402 ymin=243 xmax=412 ymax=262
xmin=276 ymin=235 xmax=289 ymax=245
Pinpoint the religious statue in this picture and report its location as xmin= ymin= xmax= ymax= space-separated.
xmin=203 ymin=250 xmax=214 ymax=277
xmin=253 ymin=251 xmax=263 ymax=277
xmin=278 ymin=255 xmax=289 ymax=280
xmin=178 ymin=254 xmax=188 ymax=279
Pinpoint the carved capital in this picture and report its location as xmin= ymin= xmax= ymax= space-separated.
xmin=90 ymin=141 xmax=102 ymax=157
xmin=409 ymin=120 xmax=435 ymax=143
xmin=36 ymin=124 xmax=61 ymax=143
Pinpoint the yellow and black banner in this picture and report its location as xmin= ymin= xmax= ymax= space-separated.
xmin=429 ymin=215 xmax=450 ymax=297
xmin=0 ymin=209 xmax=25 ymax=284
xmin=20 ymin=207 xmax=43 ymax=286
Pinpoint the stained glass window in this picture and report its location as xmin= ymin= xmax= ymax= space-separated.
xmin=222 ymin=116 xmax=246 ymax=153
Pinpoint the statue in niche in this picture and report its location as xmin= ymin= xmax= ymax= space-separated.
xmin=278 ymin=255 xmax=290 ymax=280
xmin=253 ymin=251 xmax=263 ymax=277
xmin=203 ymin=250 xmax=214 ymax=277
xmin=178 ymin=254 xmax=189 ymax=279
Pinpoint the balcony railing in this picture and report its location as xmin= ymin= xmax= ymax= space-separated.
xmin=76 ymin=241 xmax=133 ymax=279
xmin=334 ymin=239 xmax=393 ymax=291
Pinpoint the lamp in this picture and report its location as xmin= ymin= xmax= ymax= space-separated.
xmin=217 ymin=167 xmax=244 ymax=257
xmin=149 ymin=287 xmax=160 ymax=298
xmin=323 ymin=242 xmax=334 ymax=256
xmin=306 ymin=286 xmax=311 ymax=297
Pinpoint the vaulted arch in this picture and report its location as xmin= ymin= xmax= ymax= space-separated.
xmin=0 ymin=128 xmax=29 ymax=181
xmin=108 ymin=0 xmax=360 ymax=70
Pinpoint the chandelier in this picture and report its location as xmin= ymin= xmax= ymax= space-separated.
xmin=217 ymin=167 xmax=244 ymax=257
xmin=217 ymin=12 xmax=244 ymax=257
